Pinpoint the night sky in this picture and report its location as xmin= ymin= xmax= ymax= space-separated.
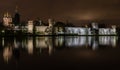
xmin=0 ymin=0 xmax=120 ymax=25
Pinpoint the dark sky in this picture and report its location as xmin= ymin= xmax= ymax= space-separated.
xmin=0 ymin=0 xmax=120 ymax=25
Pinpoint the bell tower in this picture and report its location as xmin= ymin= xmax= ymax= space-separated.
xmin=13 ymin=5 xmax=20 ymax=26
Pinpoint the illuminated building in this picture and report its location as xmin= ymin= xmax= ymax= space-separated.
xmin=35 ymin=26 xmax=48 ymax=35
xmin=48 ymin=19 xmax=54 ymax=27
xmin=99 ymin=28 xmax=111 ymax=35
xmin=91 ymin=22 xmax=99 ymax=35
xmin=48 ymin=19 xmax=54 ymax=34
xmin=3 ymin=12 xmax=12 ymax=26
xmin=111 ymin=25 xmax=116 ymax=35
xmin=92 ymin=22 xmax=98 ymax=29
xmin=65 ymin=27 xmax=91 ymax=35
xmin=28 ymin=20 xmax=34 ymax=33
xmin=53 ymin=22 xmax=65 ymax=35
xmin=35 ymin=19 xmax=54 ymax=35
xmin=99 ymin=27 xmax=116 ymax=35
xmin=65 ymin=22 xmax=116 ymax=35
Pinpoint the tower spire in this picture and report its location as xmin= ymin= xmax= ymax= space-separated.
xmin=15 ymin=5 xmax=18 ymax=13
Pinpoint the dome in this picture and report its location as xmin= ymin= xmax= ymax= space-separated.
xmin=4 ymin=12 xmax=11 ymax=17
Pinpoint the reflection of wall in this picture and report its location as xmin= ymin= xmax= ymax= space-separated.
xmin=99 ymin=36 xmax=117 ymax=46
xmin=35 ymin=37 xmax=53 ymax=54
xmin=3 ymin=47 xmax=12 ymax=63
xmin=54 ymin=37 xmax=64 ymax=47
xmin=65 ymin=36 xmax=117 ymax=47
xmin=36 ymin=37 xmax=48 ymax=48
xmin=65 ymin=36 xmax=92 ymax=47
xmin=27 ymin=38 xmax=33 ymax=55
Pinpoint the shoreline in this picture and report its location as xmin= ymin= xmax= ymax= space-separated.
xmin=0 ymin=34 xmax=118 ymax=37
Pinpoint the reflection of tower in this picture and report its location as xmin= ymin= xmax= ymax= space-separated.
xmin=27 ymin=37 xmax=33 ymax=55
xmin=14 ymin=6 xmax=20 ymax=26
xmin=3 ymin=12 xmax=12 ymax=26
xmin=92 ymin=36 xmax=99 ymax=50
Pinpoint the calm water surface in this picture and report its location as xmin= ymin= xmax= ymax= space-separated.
xmin=0 ymin=36 xmax=120 ymax=69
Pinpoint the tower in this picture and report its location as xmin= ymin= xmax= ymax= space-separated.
xmin=48 ymin=19 xmax=54 ymax=34
xmin=14 ymin=6 xmax=20 ymax=26
xmin=28 ymin=20 xmax=34 ymax=33
xmin=3 ymin=12 xmax=12 ymax=26
xmin=48 ymin=19 xmax=54 ymax=27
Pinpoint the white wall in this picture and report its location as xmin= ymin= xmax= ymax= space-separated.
xmin=65 ymin=27 xmax=91 ymax=35
xmin=35 ymin=26 xmax=48 ymax=35
xmin=99 ymin=28 xmax=116 ymax=35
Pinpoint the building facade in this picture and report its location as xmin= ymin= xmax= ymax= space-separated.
xmin=3 ymin=12 xmax=12 ymax=26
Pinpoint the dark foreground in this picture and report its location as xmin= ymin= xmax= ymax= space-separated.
xmin=0 ymin=36 xmax=120 ymax=70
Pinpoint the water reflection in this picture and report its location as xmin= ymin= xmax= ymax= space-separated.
xmin=3 ymin=47 xmax=12 ymax=63
xmin=35 ymin=37 xmax=53 ymax=55
xmin=0 ymin=36 xmax=119 ymax=63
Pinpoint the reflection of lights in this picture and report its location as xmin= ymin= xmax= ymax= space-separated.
xmin=2 ymin=38 xmax=4 ymax=47
xmin=35 ymin=37 xmax=53 ymax=54
xmin=36 ymin=37 xmax=48 ymax=48
xmin=99 ymin=36 xmax=117 ymax=46
xmin=2 ymin=30 xmax=5 ymax=33
xmin=48 ymin=45 xmax=52 ymax=55
xmin=65 ymin=36 xmax=117 ymax=49
xmin=99 ymin=36 xmax=110 ymax=45
xmin=3 ymin=47 xmax=12 ymax=63
xmin=88 ymin=36 xmax=92 ymax=46
xmin=92 ymin=41 xmax=98 ymax=51
xmin=28 ymin=38 xmax=33 ymax=55
xmin=66 ymin=36 xmax=88 ymax=47
xmin=55 ymin=37 xmax=64 ymax=46
xmin=111 ymin=36 xmax=117 ymax=47
xmin=14 ymin=39 xmax=19 ymax=48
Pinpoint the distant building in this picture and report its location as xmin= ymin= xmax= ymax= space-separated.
xmin=65 ymin=27 xmax=91 ymax=35
xmin=111 ymin=25 xmax=116 ymax=35
xmin=35 ymin=26 xmax=48 ymax=35
xmin=99 ymin=25 xmax=117 ymax=35
xmin=28 ymin=20 xmax=34 ymax=33
xmin=91 ymin=22 xmax=99 ymax=35
xmin=35 ymin=19 xmax=54 ymax=35
xmin=48 ymin=19 xmax=54 ymax=27
xmin=99 ymin=28 xmax=111 ymax=35
xmin=53 ymin=22 xmax=65 ymax=35
xmin=3 ymin=12 xmax=12 ymax=26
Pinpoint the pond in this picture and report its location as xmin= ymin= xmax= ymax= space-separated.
xmin=0 ymin=36 xmax=120 ymax=69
